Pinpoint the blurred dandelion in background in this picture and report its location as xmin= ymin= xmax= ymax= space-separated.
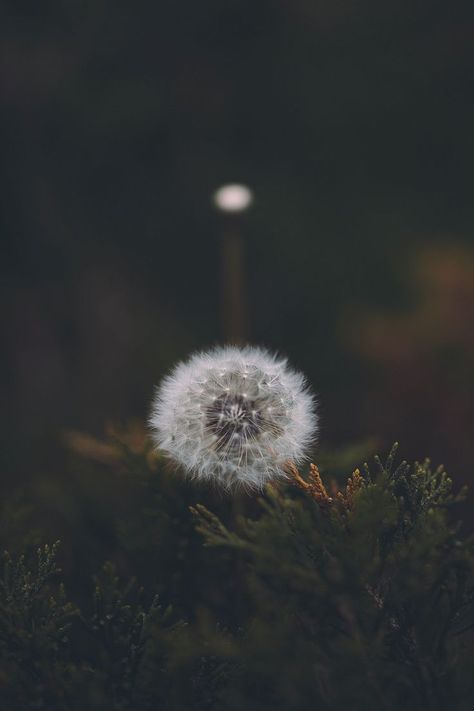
xmin=213 ymin=184 xmax=254 ymax=213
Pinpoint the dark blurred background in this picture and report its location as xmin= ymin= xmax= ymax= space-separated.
xmin=2 ymin=1 xmax=474 ymax=498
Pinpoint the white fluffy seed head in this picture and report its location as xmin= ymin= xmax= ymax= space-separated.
xmin=149 ymin=346 xmax=318 ymax=491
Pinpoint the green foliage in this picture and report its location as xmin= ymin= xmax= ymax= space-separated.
xmin=0 ymin=546 xmax=186 ymax=710
xmin=193 ymin=445 xmax=474 ymax=710
xmin=0 ymin=439 xmax=473 ymax=710
xmin=0 ymin=542 xmax=77 ymax=710
xmin=82 ymin=562 xmax=185 ymax=711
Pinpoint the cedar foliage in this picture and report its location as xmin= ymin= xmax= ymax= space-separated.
xmin=1 ymin=434 xmax=473 ymax=710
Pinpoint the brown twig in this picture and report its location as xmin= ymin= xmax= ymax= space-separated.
xmin=336 ymin=468 xmax=364 ymax=509
xmin=284 ymin=461 xmax=333 ymax=506
xmin=285 ymin=462 xmax=364 ymax=510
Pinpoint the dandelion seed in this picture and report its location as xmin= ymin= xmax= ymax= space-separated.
xmin=149 ymin=346 xmax=318 ymax=490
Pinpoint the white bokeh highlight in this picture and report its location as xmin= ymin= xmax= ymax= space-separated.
xmin=213 ymin=184 xmax=254 ymax=213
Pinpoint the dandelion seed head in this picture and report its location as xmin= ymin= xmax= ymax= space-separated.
xmin=149 ymin=346 xmax=318 ymax=490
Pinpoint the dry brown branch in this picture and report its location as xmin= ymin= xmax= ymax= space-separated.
xmin=285 ymin=462 xmax=363 ymax=510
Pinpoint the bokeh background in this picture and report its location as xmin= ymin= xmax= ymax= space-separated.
xmin=2 ymin=1 xmax=474 ymax=508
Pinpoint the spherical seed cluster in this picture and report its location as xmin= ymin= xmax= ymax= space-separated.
xmin=149 ymin=346 xmax=317 ymax=490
